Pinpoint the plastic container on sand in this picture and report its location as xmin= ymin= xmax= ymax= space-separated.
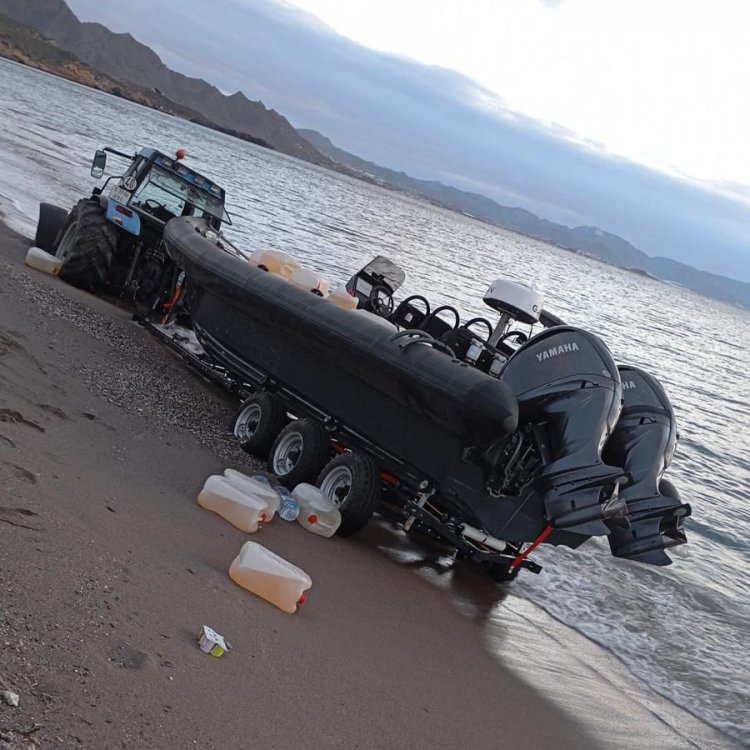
xmin=197 ymin=475 xmax=270 ymax=533
xmin=25 ymin=246 xmax=62 ymax=276
xmin=229 ymin=541 xmax=312 ymax=613
xmin=293 ymin=483 xmax=341 ymax=537
xmin=223 ymin=469 xmax=280 ymax=518
xmin=277 ymin=486 xmax=300 ymax=521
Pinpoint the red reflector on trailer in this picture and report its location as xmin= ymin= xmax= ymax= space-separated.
xmin=115 ymin=205 xmax=133 ymax=217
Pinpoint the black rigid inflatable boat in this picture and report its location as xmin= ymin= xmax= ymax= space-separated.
xmin=158 ymin=217 xmax=690 ymax=580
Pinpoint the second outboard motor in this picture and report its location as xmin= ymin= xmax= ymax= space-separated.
xmin=501 ymin=327 xmax=628 ymax=537
xmin=603 ymin=365 xmax=691 ymax=565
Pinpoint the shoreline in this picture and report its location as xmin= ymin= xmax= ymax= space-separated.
xmin=0 ymin=216 xmax=740 ymax=749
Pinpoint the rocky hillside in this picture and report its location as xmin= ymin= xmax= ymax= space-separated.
xmin=0 ymin=13 xmax=175 ymax=109
xmin=0 ymin=0 xmax=330 ymax=166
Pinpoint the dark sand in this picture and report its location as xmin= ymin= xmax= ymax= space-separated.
xmin=0 ymin=220 xmax=736 ymax=750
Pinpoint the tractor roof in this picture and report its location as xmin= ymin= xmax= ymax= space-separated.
xmin=137 ymin=148 xmax=225 ymax=201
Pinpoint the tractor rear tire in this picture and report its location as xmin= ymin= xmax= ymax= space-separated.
xmin=55 ymin=199 xmax=117 ymax=291
xmin=35 ymin=203 xmax=69 ymax=252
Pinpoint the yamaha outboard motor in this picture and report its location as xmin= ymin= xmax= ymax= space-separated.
xmin=500 ymin=327 xmax=628 ymax=538
xmin=603 ymin=365 xmax=691 ymax=565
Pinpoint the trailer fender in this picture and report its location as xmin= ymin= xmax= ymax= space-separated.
xmin=35 ymin=203 xmax=69 ymax=251
xmin=104 ymin=197 xmax=141 ymax=236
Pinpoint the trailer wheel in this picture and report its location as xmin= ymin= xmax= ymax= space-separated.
xmin=35 ymin=203 xmax=69 ymax=252
xmin=54 ymin=199 xmax=117 ymax=290
xmin=268 ymin=418 xmax=330 ymax=487
xmin=317 ymin=452 xmax=380 ymax=537
xmin=233 ymin=392 xmax=287 ymax=458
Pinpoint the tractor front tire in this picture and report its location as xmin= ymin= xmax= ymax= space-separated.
xmin=55 ymin=199 xmax=117 ymax=291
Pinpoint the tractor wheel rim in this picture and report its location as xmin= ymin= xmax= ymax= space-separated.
xmin=234 ymin=402 xmax=262 ymax=440
xmin=55 ymin=219 xmax=78 ymax=261
xmin=320 ymin=465 xmax=353 ymax=508
xmin=273 ymin=432 xmax=304 ymax=475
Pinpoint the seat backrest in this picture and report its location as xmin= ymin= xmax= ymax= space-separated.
xmin=390 ymin=301 xmax=426 ymax=329
xmin=422 ymin=316 xmax=454 ymax=339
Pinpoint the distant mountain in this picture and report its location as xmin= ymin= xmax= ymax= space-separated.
xmin=300 ymin=129 xmax=750 ymax=311
xmin=0 ymin=12 xmax=277 ymax=151
xmin=0 ymin=0 xmax=330 ymax=166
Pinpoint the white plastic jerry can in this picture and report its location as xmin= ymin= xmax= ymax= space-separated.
xmin=25 ymin=246 xmax=62 ymax=276
xmin=223 ymin=469 xmax=281 ymax=519
xmin=246 ymin=248 xmax=301 ymax=280
xmin=328 ymin=284 xmax=359 ymax=311
xmin=293 ymin=483 xmax=341 ymax=537
xmin=197 ymin=475 xmax=270 ymax=533
xmin=229 ymin=541 xmax=312 ymax=613
xmin=288 ymin=267 xmax=330 ymax=297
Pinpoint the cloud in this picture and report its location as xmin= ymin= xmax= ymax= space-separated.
xmin=66 ymin=0 xmax=750 ymax=281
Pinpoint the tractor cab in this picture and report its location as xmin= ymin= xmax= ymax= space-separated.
xmin=91 ymin=147 xmax=230 ymax=237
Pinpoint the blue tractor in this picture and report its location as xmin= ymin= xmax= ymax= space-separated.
xmin=34 ymin=146 xmax=230 ymax=306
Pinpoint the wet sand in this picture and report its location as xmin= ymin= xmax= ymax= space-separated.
xmin=0 ymin=220 xmax=736 ymax=749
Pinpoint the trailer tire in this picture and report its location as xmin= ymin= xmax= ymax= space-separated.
xmin=233 ymin=392 xmax=287 ymax=458
xmin=54 ymin=199 xmax=117 ymax=290
xmin=268 ymin=418 xmax=330 ymax=488
xmin=35 ymin=203 xmax=69 ymax=252
xmin=317 ymin=452 xmax=380 ymax=537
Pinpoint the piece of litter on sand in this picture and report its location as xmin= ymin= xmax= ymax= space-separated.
xmin=0 ymin=691 xmax=19 ymax=707
xmin=197 ymin=626 xmax=229 ymax=658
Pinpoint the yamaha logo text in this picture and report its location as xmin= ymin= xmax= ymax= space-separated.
xmin=536 ymin=342 xmax=580 ymax=361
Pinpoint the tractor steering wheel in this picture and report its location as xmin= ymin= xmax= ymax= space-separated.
xmin=369 ymin=285 xmax=395 ymax=316
xmin=143 ymin=198 xmax=167 ymax=211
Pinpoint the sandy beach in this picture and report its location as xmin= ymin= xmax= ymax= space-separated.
xmin=0 ymin=219 xmax=602 ymax=748
xmin=0 ymin=218 xmax=739 ymax=750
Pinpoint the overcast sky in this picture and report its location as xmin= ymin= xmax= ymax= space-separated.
xmin=65 ymin=0 xmax=750 ymax=282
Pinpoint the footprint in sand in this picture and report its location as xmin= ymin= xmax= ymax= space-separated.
xmin=0 ymin=330 xmax=24 ymax=357
xmin=109 ymin=645 xmax=155 ymax=671
xmin=0 ymin=409 xmax=45 ymax=433
xmin=0 ymin=461 xmax=38 ymax=485
xmin=0 ymin=328 xmax=48 ymax=376
xmin=38 ymin=403 xmax=70 ymax=420
xmin=0 ymin=505 xmax=39 ymax=531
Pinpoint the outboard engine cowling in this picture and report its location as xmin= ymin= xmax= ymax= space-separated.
xmin=603 ymin=365 xmax=691 ymax=565
xmin=501 ymin=327 xmax=628 ymax=537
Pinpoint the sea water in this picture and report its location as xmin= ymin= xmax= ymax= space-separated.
xmin=0 ymin=58 xmax=747 ymax=745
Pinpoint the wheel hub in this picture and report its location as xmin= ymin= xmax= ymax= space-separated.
xmin=320 ymin=465 xmax=353 ymax=508
xmin=273 ymin=432 xmax=304 ymax=475
xmin=234 ymin=402 xmax=262 ymax=440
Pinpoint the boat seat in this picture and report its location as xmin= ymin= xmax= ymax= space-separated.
xmin=419 ymin=305 xmax=461 ymax=339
